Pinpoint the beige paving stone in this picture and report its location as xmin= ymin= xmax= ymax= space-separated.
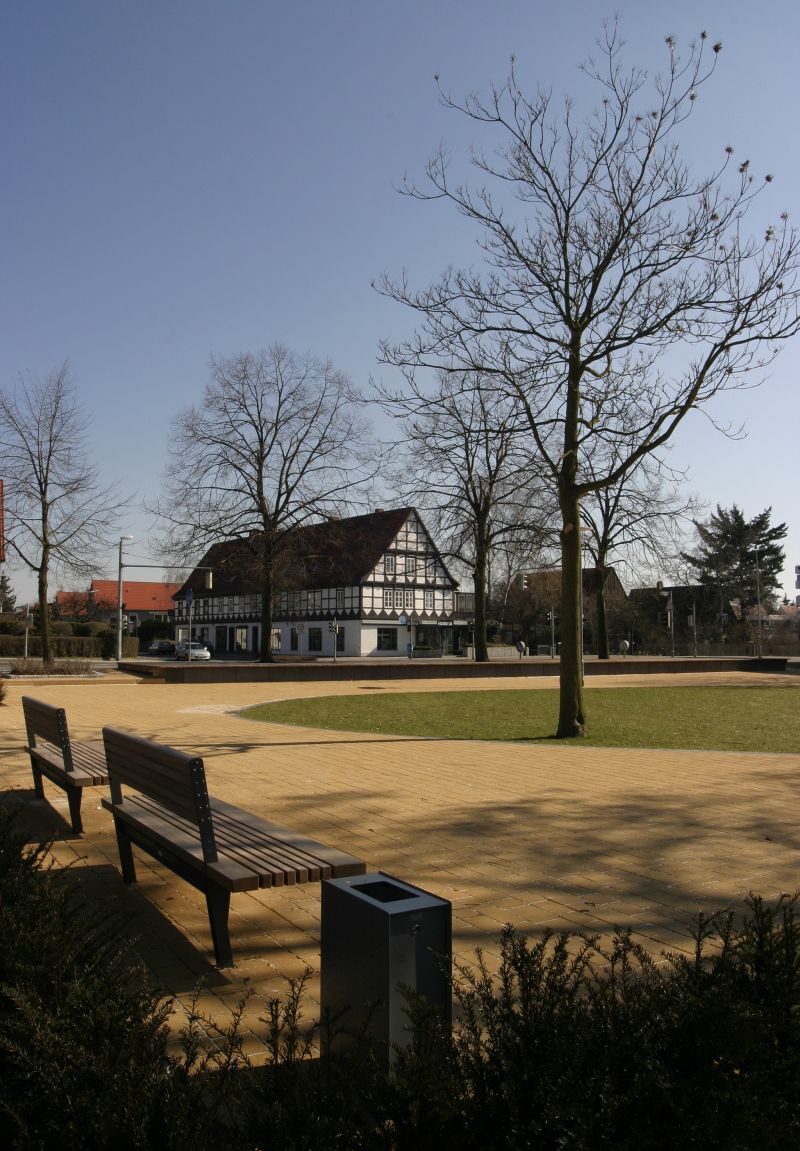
xmin=2 ymin=669 xmax=799 ymax=1057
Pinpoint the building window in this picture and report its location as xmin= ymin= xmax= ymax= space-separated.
xmin=406 ymin=555 xmax=416 ymax=577
xmin=336 ymin=587 xmax=344 ymax=611
xmin=404 ymin=588 xmax=414 ymax=609
xmin=394 ymin=588 xmax=404 ymax=609
xmin=308 ymin=627 xmax=322 ymax=652
xmin=424 ymin=589 xmax=434 ymax=611
xmin=384 ymin=588 xmax=393 ymax=610
xmin=290 ymin=627 xmax=298 ymax=652
xmin=336 ymin=625 xmax=345 ymax=652
xmin=385 ymin=554 xmax=395 ymax=576
xmin=377 ymin=627 xmax=397 ymax=651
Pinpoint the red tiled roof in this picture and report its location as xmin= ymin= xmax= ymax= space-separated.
xmin=89 ymin=580 xmax=181 ymax=611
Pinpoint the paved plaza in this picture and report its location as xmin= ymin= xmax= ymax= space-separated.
xmin=1 ymin=669 xmax=798 ymax=1060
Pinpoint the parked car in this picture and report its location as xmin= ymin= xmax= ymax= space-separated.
xmin=148 ymin=639 xmax=175 ymax=656
xmin=175 ymin=641 xmax=212 ymax=661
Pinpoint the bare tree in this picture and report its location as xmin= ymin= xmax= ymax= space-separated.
xmin=581 ymin=450 xmax=701 ymax=658
xmin=152 ymin=345 xmax=374 ymax=661
xmin=379 ymin=371 xmax=550 ymax=659
xmin=379 ymin=27 xmax=800 ymax=735
xmin=0 ymin=364 xmax=127 ymax=664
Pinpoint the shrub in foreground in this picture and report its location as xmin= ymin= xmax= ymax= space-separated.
xmin=0 ymin=808 xmax=249 ymax=1150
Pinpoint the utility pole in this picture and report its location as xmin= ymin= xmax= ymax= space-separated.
xmin=755 ymin=549 xmax=763 ymax=658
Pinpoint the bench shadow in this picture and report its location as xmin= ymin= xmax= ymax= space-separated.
xmin=0 ymin=787 xmax=82 ymax=842
xmin=63 ymin=862 xmax=228 ymax=985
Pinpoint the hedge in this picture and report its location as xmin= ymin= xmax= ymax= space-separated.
xmin=0 ymin=635 xmax=139 ymax=659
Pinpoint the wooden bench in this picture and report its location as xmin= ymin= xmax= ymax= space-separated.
xmin=101 ymin=727 xmax=367 ymax=968
xmin=22 ymin=696 xmax=108 ymax=834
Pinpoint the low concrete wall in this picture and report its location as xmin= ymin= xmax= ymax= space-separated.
xmin=121 ymin=655 xmax=789 ymax=685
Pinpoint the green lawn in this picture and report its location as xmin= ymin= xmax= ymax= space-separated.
xmin=239 ymin=684 xmax=800 ymax=753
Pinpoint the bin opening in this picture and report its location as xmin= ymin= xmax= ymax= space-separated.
xmin=357 ymin=880 xmax=414 ymax=904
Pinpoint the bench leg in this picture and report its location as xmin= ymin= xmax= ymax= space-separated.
xmin=113 ymin=818 xmax=138 ymax=883
xmin=66 ymin=788 xmax=84 ymax=835
xmin=206 ymin=886 xmax=233 ymax=968
xmin=30 ymin=761 xmax=45 ymax=800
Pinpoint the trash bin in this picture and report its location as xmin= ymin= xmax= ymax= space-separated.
xmin=321 ymin=872 xmax=452 ymax=1063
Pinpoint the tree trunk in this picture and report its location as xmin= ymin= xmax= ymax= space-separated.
xmin=557 ymin=496 xmax=587 ymax=737
xmin=259 ymin=562 xmax=275 ymax=663
xmin=38 ymin=560 xmax=51 ymax=666
xmin=595 ymin=566 xmax=610 ymax=660
xmin=556 ymin=350 xmax=587 ymax=738
xmin=473 ymin=523 xmax=489 ymax=662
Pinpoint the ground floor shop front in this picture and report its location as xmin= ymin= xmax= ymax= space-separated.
xmin=176 ymin=618 xmax=458 ymax=658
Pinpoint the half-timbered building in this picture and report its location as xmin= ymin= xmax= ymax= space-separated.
xmin=174 ymin=508 xmax=459 ymax=657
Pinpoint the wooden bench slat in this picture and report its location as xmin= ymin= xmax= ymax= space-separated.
xmin=130 ymin=794 xmax=320 ymax=887
xmin=101 ymin=795 xmax=260 ymax=892
xmin=210 ymin=795 xmax=365 ymax=876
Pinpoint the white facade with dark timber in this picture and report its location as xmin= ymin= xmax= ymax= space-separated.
xmin=174 ymin=508 xmax=459 ymax=658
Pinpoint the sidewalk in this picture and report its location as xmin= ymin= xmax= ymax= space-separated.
xmin=1 ymin=671 xmax=798 ymax=1060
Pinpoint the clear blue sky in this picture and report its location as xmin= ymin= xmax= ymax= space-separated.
xmin=2 ymin=0 xmax=798 ymax=602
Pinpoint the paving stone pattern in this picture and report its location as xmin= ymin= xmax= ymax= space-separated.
xmin=1 ymin=669 xmax=798 ymax=1061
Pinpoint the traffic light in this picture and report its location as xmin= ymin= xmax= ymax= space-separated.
xmin=545 ymin=611 xmax=552 ymax=624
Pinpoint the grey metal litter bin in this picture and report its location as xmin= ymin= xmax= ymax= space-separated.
xmin=321 ymin=872 xmax=452 ymax=1061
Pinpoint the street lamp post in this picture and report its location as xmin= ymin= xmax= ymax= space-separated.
xmin=117 ymin=535 xmax=133 ymax=662
xmin=755 ymin=549 xmax=763 ymax=659
xmin=24 ymin=607 xmax=32 ymax=659
xmin=656 ymin=580 xmax=675 ymax=656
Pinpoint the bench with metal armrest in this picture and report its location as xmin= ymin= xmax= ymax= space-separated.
xmin=22 ymin=696 xmax=108 ymax=834
xmin=100 ymin=726 xmax=367 ymax=967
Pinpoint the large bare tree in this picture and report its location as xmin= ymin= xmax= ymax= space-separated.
xmin=379 ymin=27 xmax=800 ymax=735
xmin=0 ymin=364 xmax=126 ymax=664
xmin=153 ymin=345 xmax=373 ymax=661
xmin=378 ymin=371 xmax=550 ymax=660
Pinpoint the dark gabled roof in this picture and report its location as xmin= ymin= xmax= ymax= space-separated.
xmin=176 ymin=508 xmax=418 ymax=598
xmin=522 ymin=567 xmax=628 ymax=599
xmin=277 ymin=507 xmax=414 ymax=589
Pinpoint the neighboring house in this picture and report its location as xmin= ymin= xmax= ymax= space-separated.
xmin=56 ymin=580 xmax=182 ymax=633
xmin=504 ymin=567 xmax=630 ymax=651
xmin=174 ymin=508 xmax=459 ymax=658
xmin=628 ymin=583 xmax=739 ymax=650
